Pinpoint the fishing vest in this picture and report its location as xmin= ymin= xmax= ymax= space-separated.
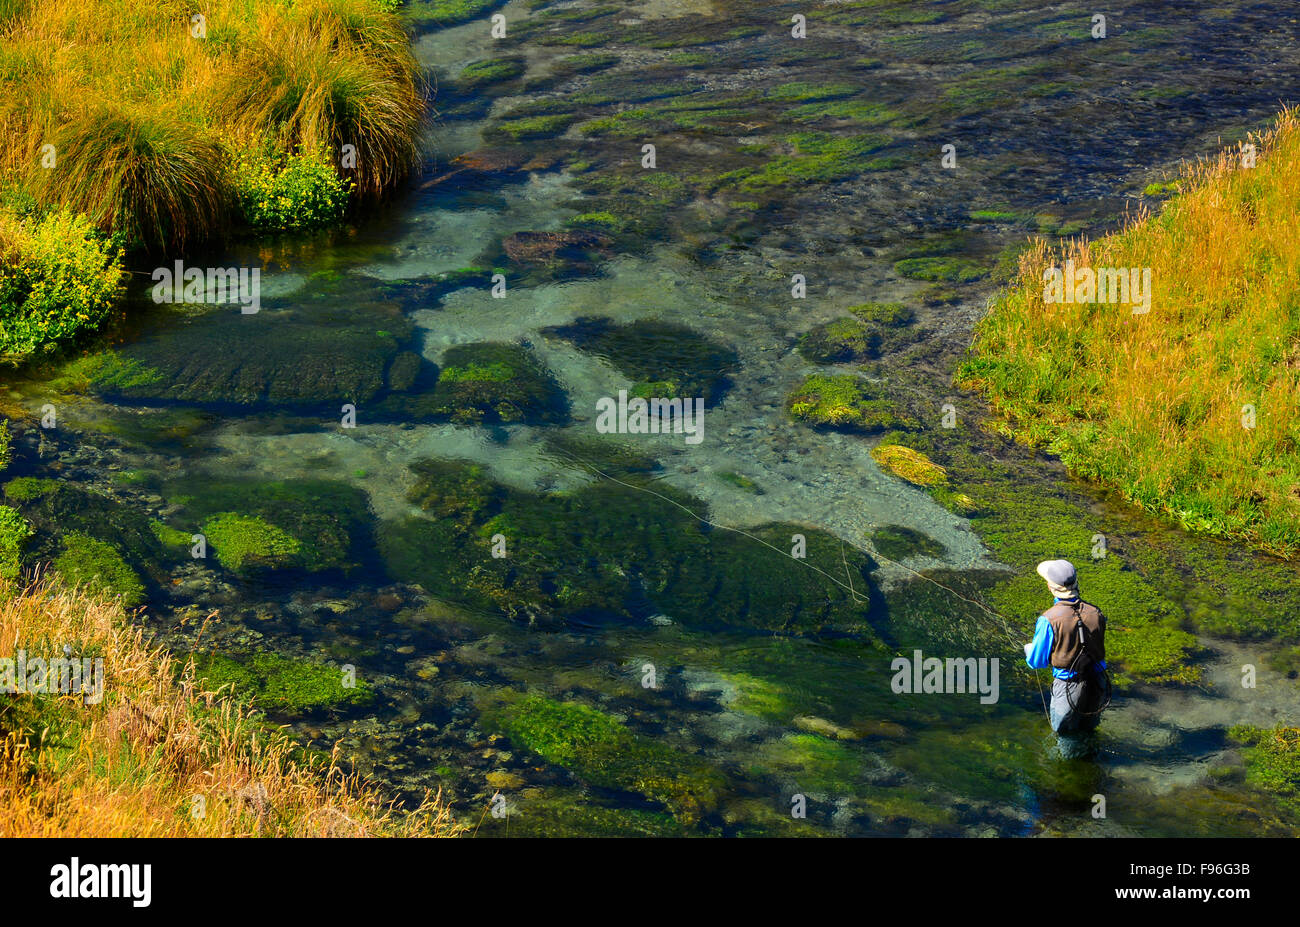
xmin=1044 ymin=599 xmax=1105 ymax=672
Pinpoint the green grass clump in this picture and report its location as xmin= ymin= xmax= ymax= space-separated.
xmin=231 ymin=143 xmax=353 ymax=232
xmin=787 ymin=374 xmax=909 ymax=432
xmin=0 ymin=503 xmax=32 ymax=582
xmin=960 ymin=109 xmax=1300 ymax=558
xmin=2 ymin=0 xmax=422 ymax=248
xmin=0 ymin=209 xmax=125 ymax=358
xmin=52 ymin=531 xmax=145 ymax=606
xmin=219 ymin=1 xmax=423 ymax=200
xmin=29 ymin=107 xmax=227 ymax=251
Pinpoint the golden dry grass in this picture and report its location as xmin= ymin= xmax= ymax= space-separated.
xmin=0 ymin=576 xmax=463 ymax=837
xmin=0 ymin=0 xmax=424 ymax=247
xmin=959 ymin=108 xmax=1300 ymax=556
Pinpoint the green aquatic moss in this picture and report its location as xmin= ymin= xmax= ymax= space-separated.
xmin=481 ymin=787 xmax=686 ymax=837
xmin=488 ymin=113 xmax=581 ymax=142
xmin=849 ymin=302 xmax=914 ymax=326
xmin=870 ymin=524 xmax=946 ymax=561
xmin=203 ymin=513 xmax=301 ymax=573
xmin=544 ymin=316 xmax=736 ymax=404
xmin=429 ymin=342 xmax=569 ymax=426
xmin=542 ymin=432 xmax=660 ymax=477
xmin=787 ymin=374 xmax=910 ymax=432
xmin=716 ymin=471 xmax=761 ymax=494
xmin=894 ymin=256 xmax=986 ymax=283
xmin=168 ymin=478 xmax=368 ymax=575
xmin=788 ymin=100 xmax=899 ymax=125
xmin=3 ymin=477 xmax=60 ymax=502
xmin=406 ymin=458 xmax=500 ymax=528
xmin=53 ymin=532 xmax=145 ymax=607
xmin=457 ymin=56 xmax=526 ymax=89
xmin=969 ymin=478 xmax=1201 ymax=686
xmin=64 ymin=279 xmax=428 ymax=414
xmin=9 ymin=481 xmax=166 ymax=588
xmin=759 ymin=732 xmax=862 ymax=795
xmin=192 ymin=651 xmax=373 ymax=713
xmin=483 ymin=691 xmax=726 ymax=824
xmin=719 ymin=132 xmax=891 ymax=192
xmin=843 ymin=302 xmax=918 ymax=354
xmin=381 ymin=462 xmax=878 ymax=633
xmin=796 ymin=317 xmax=879 ymax=364
xmin=720 ymin=672 xmax=794 ymax=722
xmin=1229 ymin=725 xmax=1300 ymax=816
xmin=149 ymin=520 xmax=192 ymax=551
xmin=854 ymin=786 xmax=961 ymax=833
xmin=51 ymin=351 xmax=163 ymax=394
xmin=767 ymin=82 xmax=858 ymax=103
xmin=871 ymin=444 xmax=947 ymax=487
xmin=408 ymin=0 xmax=504 ymax=27
xmin=550 ymin=52 xmax=619 ymax=77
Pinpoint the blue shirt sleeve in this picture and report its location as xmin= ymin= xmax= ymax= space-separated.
xmin=1025 ymin=616 xmax=1053 ymax=669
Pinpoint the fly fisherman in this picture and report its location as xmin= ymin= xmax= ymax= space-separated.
xmin=1023 ymin=560 xmax=1109 ymax=747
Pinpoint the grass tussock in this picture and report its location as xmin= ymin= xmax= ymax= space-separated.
xmin=959 ymin=108 xmax=1300 ymax=557
xmin=0 ymin=577 xmax=463 ymax=837
xmin=0 ymin=0 xmax=424 ymax=249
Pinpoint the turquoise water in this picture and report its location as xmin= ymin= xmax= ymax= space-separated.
xmin=4 ymin=0 xmax=1299 ymax=835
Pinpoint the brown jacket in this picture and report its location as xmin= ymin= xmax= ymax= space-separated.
xmin=1044 ymin=599 xmax=1105 ymax=672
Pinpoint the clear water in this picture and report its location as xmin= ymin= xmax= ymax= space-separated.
xmin=5 ymin=0 xmax=1299 ymax=836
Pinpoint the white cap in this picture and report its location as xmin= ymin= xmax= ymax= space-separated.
xmin=1036 ymin=559 xmax=1077 ymax=588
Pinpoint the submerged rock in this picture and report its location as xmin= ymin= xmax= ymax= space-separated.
xmin=163 ymin=477 xmax=374 ymax=577
xmin=65 ymin=278 xmax=437 ymax=418
xmin=427 ymin=342 xmax=570 ymax=426
xmin=381 ymin=459 xmax=879 ymax=634
xmin=544 ymin=316 xmax=738 ymax=405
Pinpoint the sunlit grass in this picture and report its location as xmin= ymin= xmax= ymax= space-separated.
xmin=0 ymin=576 xmax=463 ymax=836
xmin=959 ymin=108 xmax=1300 ymax=557
xmin=0 ymin=0 xmax=424 ymax=249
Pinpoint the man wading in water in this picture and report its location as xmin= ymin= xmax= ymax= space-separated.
xmin=1023 ymin=559 xmax=1109 ymax=754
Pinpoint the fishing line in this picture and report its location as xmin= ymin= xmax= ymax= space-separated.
xmin=546 ymin=444 xmax=1031 ymax=645
xmin=547 ymin=445 xmax=1053 ymax=720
